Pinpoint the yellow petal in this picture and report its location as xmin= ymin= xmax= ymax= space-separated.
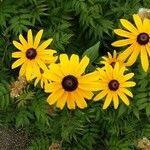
xmin=19 ymin=34 xmax=27 ymax=46
xmin=103 ymin=92 xmax=113 ymax=109
xmin=37 ymin=38 xmax=53 ymax=51
xmin=113 ymin=62 xmax=120 ymax=78
xmin=43 ymin=70 xmax=61 ymax=82
xmin=94 ymin=89 xmax=108 ymax=101
xmin=77 ymin=89 xmax=94 ymax=100
xmin=11 ymin=58 xmax=25 ymax=69
xmin=143 ymin=18 xmax=150 ymax=32
xmin=59 ymin=54 xmax=69 ymax=75
xmin=105 ymin=64 xmax=113 ymax=79
xmin=78 ymin=71 xmax=99 ymax=83
xmin=118 ymin=43 xmax=135 ymax=61
xmin=74 ymin=91 xmax=87 ymax=109
xmin=26 ymin=62 xmax=32 ymax=81
xmin=27 ymin=29 xmax=33 ymax=47
xmin=76 ymin=55 xmax=89 ymax=76
xmin=126 ymin=43 xmax=140 ymax=66
xmin=31 ymin=61 xmax=41 ymax=77
xmin=140 ymin=46 xmax=149 ymax=72
xmin=33 ymin=29 xmax=43 ymax=49
xmin=114 ymin=29 xmax=135 ymax=38
xmin=112 ymin=39 xmax=134 ymax=47
xmin=12 ymin=52 xmax=23 ymax=58
xmin=113 ymin=93 xmax=119 ymax=109
xmin=35 ymin=58 xmax=47 ymax=70
xmin=120 ymin=18 xmax=138 ymax=34
xmin=56 ymin=92 xmax=68 ymax=109
xmin=67 ymin=93 xmax=75 ymax=109
xmin=13 ymin=41 xmax=25 ymax=51
xmin=120 ymin=73 xmax=134 ymax=83
xmin=78 ymin=82 xmax=101 ymax=91
xmin=133 ymin=14 xmax=143 ymax=32
xmin=121 ymin=81 xmax=136 ymax=88
xmin=117 ymin=91 xmax=130 ymax=106
xmin=70 ymin=54 xmax=79 ymax=75
xmin=19 ymin=61 xmax=27 ymax=76
xmin=47 ymin=88 xmax=64 ymax=105
xmin=146 ymin=44 xmax=150 ymax=56
xmin=45 ymin=83 xmax=61 ymax=93
xmin=34 ymin=77 xmax=40 ymax=87
xmin=120 ymin=88 xmax=133 ymax=97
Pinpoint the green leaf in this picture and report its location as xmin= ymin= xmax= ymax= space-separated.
xmin=82 ymin=41 xmax=100 ymax=62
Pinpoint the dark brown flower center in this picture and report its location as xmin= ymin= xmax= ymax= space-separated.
xmin=137 ymin=33 xmax=149 ymax=45
xmin=62 ymin=75 xmax=78 ymax=92
xmin=108 ymin=80 xmax=119 ymax=91
xmin=26 ymin=48 xmax=37 ymax=59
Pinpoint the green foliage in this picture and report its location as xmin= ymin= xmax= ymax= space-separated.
xmin=0 ymin=0 xmax=150 ymax=149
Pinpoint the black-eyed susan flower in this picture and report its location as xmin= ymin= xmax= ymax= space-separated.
xmin=100 ymin=50 xmax=126 ymax=68
xmin=11 ymin=29 xmax=57 ymax=80
xmin=94 ymin=63 xmax=136 ymax=109
xmin=43 ymin=54 xmax=101 ymax=110
xmin=112 ymin=14 xmax=150 ymax=72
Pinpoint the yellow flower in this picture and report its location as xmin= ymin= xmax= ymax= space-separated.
xmin=43 ymin=54 xmax=101 ymax=110
xmin=34 ymin=71 xmax=49 ymax=88
xmin=112 ymin=14 xmax=150 ymax=72
xmin=94 ymin=63 xmax=136 ymax=109
xmin=11 ymin=29 xmax=57 ymax=80
xmin=101 ymin=50 xmax=126 ymax=68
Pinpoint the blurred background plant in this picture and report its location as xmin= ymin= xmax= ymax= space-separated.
xmin=1 ymin=0 xmax=150 ymax=149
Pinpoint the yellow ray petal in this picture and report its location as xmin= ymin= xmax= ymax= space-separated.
xmin=119 ymin=73 xmax=134 ymax=83
xmin=43 ymin=70 xmax=61 ymax=82
xmin=19 ymin=34 xmax=27 ymax=46
xmin=37 ymin=38 xmax=53 ymax=51
xmin=67 ymin=93 xmax=75 ymax=109
xmin=13 ymin=41 xmax=25 ymax=51
xmin=113 ymin=62 xmax=120 ymax=79
xmin=77 ymin=89 xmax=94 ymax=100
xmin=33 ymin=29 xmax=43 ymax=49
xmin=146 ymin=44 xmax=150 ymax=56
xmin=34 ymin=77 xmax=40 ymax=87
xmin=59 ymin=54 xmax=69 ymax=75
xmin=133 ymin=14 xmax=143 ymax=32
xmin=103 ymin=92 xmax=113 ymax=109
xmin=107 ymin=52 xmax=112 ymax=59
xmin=11 ymin=58 xmax=25 ymax=69
xmin=114 ymin=29 xmax=135 ymax=38
xmin=56 ymin=92 xmax=68 ymax=109
xmin=12 ymin=52 xmax=23 ymax=58
xmin=35 ymin=58 xmax=47 ymax=70
xmin=117 ymin=91 xmax=130 ymax=106
xmin=76 ymin=55 xmax=89 ymax=76
xmin=45 ymin=83 xmax=61 ymax=93
xmin=112 ymin=39 xmax=134 ymax=47
xmin=120 ymin=19 xmax=138 ymax=34
xmin=94 ymin=89 xmax=108 ymax=101
xmin=31 ymin=61 xmax=41 ymax=77
xmin=117 ymin=43 xmax=135 ymax=61
xmin=27 ymin=29 xmax=33 ymax=47
xmin=113 ymin=93 xmax=119 ymax=109
xmin=69 ymin=54 xmax=79 ymax=75
xmin=120 ymin=88 xmax=133 ymax=97
xmin=143 ymin=18 xmax=150 ymax=32
xmin=121 ymin=81 xmax=136 ymax=88
xmin=78 ymin=71 xmax=99 ymax=83
xmin=105 ymin=64 xmax=113 ymax=79
xmin=140 ymin=46 xmax=149 ymax=72
xmin=126 ymin=43 xmax=140 ymax=66
xmin=47 ymin=88 xmax=64 ymax=105
xmin=78 ymin=82 xmax=102 ymax=91
xmin=19 ymin=61 xmax=27 ymax=76
xmin=26 ymin=62 xmax=33 ymax=81
xmin=74 ymin=91 xmax=87 ymax=109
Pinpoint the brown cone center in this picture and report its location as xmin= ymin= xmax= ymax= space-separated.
xmin=26 ymin=48 xmax=37 ymax=59
xmin=108 ymin=80 xmax=119 ymax=91
xmin=137 ymin=33 xmax=149 ymax=45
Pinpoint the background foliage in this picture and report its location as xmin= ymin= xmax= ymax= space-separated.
xmin=0 ymin=0 xmax=150 ymax=149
